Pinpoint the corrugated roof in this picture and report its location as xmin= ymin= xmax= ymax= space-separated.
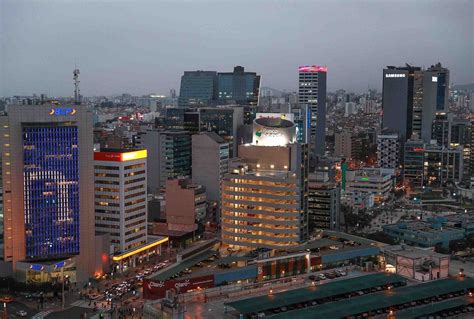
xmin=225 ymin=273 xmax=405 ymax=315
xmin=271 ymin=277 xmax=474 ymax=319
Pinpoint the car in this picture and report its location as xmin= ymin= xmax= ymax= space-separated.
xmin=317 ymin=274 xmax=326 ymax=280
xmin=16 ymin=310 xmax=28 ymax=317
xmin=336 ymin=270 xmax=347 ymax=276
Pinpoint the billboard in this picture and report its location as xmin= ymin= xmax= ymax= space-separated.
xmin=143 ymin=275 xmax=215 ymax=299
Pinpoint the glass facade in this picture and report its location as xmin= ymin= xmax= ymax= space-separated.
xmin=178 ymin=71 xmax=217 ymax=108
xmin=23 ymin=125 xmax=80 ymax=260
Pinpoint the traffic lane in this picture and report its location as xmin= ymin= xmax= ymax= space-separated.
xmin=45 ymin=306 xmax=93 ymax=319
xmin=6 ymin=301 xmax=38 ymax=318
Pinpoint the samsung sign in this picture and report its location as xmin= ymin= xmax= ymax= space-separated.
xmin=49 ymin=108 xmax=77 ymax=116
xmin=385 ymin=74 xmax=406 ymax=78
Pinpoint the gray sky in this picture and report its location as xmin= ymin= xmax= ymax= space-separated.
xmin=1 ymin=0 xmax=473 ymax=97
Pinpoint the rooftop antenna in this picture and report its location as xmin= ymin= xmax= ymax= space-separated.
xmin=73 ymin=67 xmax=81 ymax=105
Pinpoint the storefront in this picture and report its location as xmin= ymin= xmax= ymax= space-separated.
xmin=16 ymin=258 xmax=75 ymax=284
xmin=111 ymin=236 xmax=168 ymax=273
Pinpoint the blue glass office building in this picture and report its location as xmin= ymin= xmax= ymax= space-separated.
xmin=23 ymin=124 xmax=80 ymax=260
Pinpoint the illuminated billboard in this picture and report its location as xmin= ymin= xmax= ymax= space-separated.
xmin=94 ymin=150 xmax=147 ymax=162
xmin=298 ymin=65 xmax=327 ymax=73
xmin=253 ymin=117 xmax=296 ymax=147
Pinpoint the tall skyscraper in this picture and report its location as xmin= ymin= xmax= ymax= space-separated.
xmin=298 ymin=65 xmax=327 ymax=158
xmin=178 ymin=71 xmax=217 ymax=108
xmin=427 ymin=63 xmax=450 ymax=112
xmin=94 ymin=149 xmax=148 ymax=254
xmin=382 ymin=64 xmax=438 ymax=143
xmin=0 ymin=104 xmax=96 ymax=281
xmin=142 ymin=130 xmax=191 ymax=193
xmin=221 ymin=115 xmax=308 ymax=250
xmin=217 ymin=66 xmax=261 ymax=106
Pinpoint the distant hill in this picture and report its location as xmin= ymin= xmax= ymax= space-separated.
xmin=452 ymin=83 xmax=474 ymax=91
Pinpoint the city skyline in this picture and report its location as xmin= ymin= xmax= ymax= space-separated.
xmin=1 ymin=0 xmax=473 ymax=97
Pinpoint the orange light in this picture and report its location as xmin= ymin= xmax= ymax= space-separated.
xmin=121 ymin=150 xmax=147 ymax=161
xmin=94 ymin=150 xmax=147 ymax=162
xmin=112 ymin=237 xmax=168 ymax=261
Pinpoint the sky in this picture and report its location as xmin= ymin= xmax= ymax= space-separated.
xmin=1 ymin=0 xmax=473 ymax=97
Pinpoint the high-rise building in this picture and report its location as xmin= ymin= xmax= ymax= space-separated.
xmin=404 ymin=139 xmax=464 ymax=188
xmin=382 ymin=65 xmax=438 ymax=142
xmin=377 ymin=133 xmax=400 ymax=172
xmin=0 ymin=104 xmax=97 ymax=281
xmin=470 ymin=121 xmax=474 ymax=176
xmin=217 ymin=66 xmax=261 ymax=106
xmin=178 ymin=71 xmax=217 ymax=108
xmin=142 ymin=130 xmax=191 ymax=193
xmin=178 ymin=66 xmax=261 ymax=108
xmin=163 ymin=106 xmax=244 ymax=157
xmin=94 ymin=149 xmax=148 ymax=254
xmin=221 ymin=116 xmax=308 ymax=250
xmin=308 ymin=172 xmax=340 ymax=233
xmin=192 ymin=132 xmax=229 ymax=207
xmin=334 ymin=130 xmax=352 ymax=159
xmin=298 ymin=65 xmax=327 ymax=158
xmin=427 ymin=63 xmax=450 ymax=112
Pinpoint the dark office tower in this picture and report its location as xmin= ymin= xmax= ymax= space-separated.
xmin=382 ymin=65 xmax=437 ymax=143
xmin=427 ymin=63 xmax=450 ymax=112
xmin=298 ymin=66 xmax=327 ymax=158
xmin=178 ymin=71 xmax=217 ymax=108
xmin=471 ymin=121 xmax=474 ymax=176
xmin=217 ymin=66 xmax=261 ymax=106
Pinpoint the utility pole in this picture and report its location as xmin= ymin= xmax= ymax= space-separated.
xmin=61 ymin=267 xmax=65 ymax=309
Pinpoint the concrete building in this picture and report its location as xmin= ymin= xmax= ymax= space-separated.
xmin=298 ymin=65 xmax=327 ymax=158
xmin=163 ymin=106 xmax=244 ymax=157
xmin=344 ymin=168 xmax=393 ymax=204
xmin=94 ymin=149 xmax=148 ymax=253
xmin=142 ymin=129 xmax=191 ymax=194
xmin=165 ymin=179 xmax=207 ymax=232
xmin=383 ymin=221 xmax=465 ymax=249
xmin=403 ymin=139 xmax=464 ymax=188
xmin=94 ymin=149 xmax=167 ymax=272
xmin=308 ymin=172 xmax=341 ymax=233
xmin=377 ymin=133 xmax=400 ymax=173
xmin=334 ymin=130 xmax=352 ymax=159
xmin=192 ymin=132 xmax=229 ymax=208
xmin=382 ymin=65 xmax=438 ymax=142
xmin=221 ymin=116 xmax=308 ymax=250
xmin=382 ymin=245 xmax=449 ymax=281
xmin=0 ymin=104 xmax=98 ymax=282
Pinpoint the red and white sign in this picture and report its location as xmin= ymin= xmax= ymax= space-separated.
xmin=143 ymin=275 xmax=215 ymax=299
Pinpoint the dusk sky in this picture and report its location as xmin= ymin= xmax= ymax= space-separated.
xmin=1 ymin=0 xmax=473 ymax=97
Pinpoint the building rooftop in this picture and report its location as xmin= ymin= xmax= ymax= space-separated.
xmin=383 ymin=245 xmax=448 ymax=260
xmin=270 ymin=277 xmax=474 ymax=319
xmin=383 ymin=221 xmax=465 ymax=235
xmin=226 ymin=273 xmax=405 ymax=315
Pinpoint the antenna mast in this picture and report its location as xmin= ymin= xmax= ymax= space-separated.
xmin=73 ymin=68 xmax=81 ymax=105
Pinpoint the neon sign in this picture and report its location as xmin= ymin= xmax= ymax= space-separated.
xmin=385 ymin=74 xmax=405 ymax=78
xmin=298 ymin=65 xmax=327 ymax=73
xmin=49 ymin=108 xmax=77 ymax=116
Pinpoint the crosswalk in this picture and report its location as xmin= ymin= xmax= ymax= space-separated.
xmin=32 ymin=310 xmax=53 ymax=319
